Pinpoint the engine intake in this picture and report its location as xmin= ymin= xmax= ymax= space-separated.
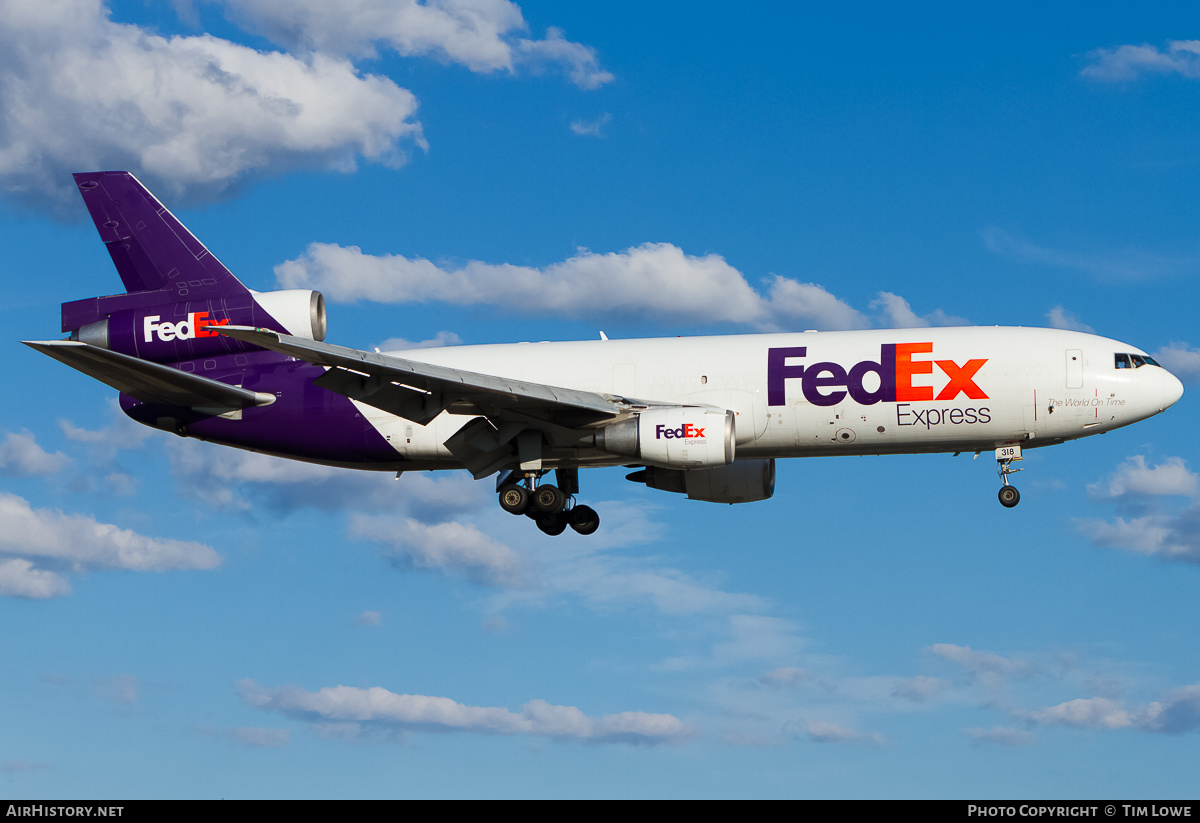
xmin=252 ymin=289 xmax=326 ymax=342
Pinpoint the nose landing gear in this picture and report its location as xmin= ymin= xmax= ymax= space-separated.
xmin=496 ymin=468 xmax=601 ymax=535
xmin=995 ymin=444 xmax=1022 ymax=508
xmin=998 ymin=483 xmax=1020 ymax=508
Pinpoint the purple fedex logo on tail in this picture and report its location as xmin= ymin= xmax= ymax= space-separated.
xmin=767 ymin=343 xmax=988 ymax=407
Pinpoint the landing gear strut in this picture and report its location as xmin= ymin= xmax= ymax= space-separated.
xmin=995 ymin=445 xmax=1023 ymax=508
xmin=496 ymin=468 xmax=601 ymax=535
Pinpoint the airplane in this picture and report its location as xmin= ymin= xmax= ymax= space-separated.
xmin=23 ymin=171 xmax=1185 ymax=536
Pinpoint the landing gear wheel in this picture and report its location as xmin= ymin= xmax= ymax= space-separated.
xmin=535 ymin=511 xmax=569 ymax=536
xmin=498 ymin=484 xmax=530 ymax=515
xmin=533 ymin=484 xmax=566 ymax=513
xmin=568 ymin=505 xmax=600 ymax=535
xmin=998 ymin=486 xmax=1020 ymax=508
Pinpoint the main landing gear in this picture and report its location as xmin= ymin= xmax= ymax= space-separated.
xmin=995 ymin=445 xmax=1022 ymax=508
xmin=496 ymin=469 xmax=600 ymax=536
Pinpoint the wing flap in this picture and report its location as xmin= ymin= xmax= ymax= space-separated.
xmin=218 ymin=326 xmax=624 ymax=425
xmin=23 ymin=340 xmax=276 ymax=411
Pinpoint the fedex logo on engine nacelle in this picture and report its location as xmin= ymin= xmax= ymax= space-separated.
xmin=143 ymin=312 xmax=230 ymax=343
xmin=656 ymin=423 xmax=706 ymax=440
xmin=767 ymin=343 xmax=988 ymax=407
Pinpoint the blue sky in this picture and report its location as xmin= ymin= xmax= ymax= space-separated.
xmin=2 ymin=0 xmax=1200 ymax=798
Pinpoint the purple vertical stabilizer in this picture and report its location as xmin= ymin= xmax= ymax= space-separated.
xmin=64 ymin=171 xmax=252 ymax=332
xmin=59 ymin=171 xmax=316 ymax=365
xmin=72 ymin=171 xmax=248 ymax=295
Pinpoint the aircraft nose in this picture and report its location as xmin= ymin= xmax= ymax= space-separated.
xmin=1162 ymin=369 xmax=1184 ymax=410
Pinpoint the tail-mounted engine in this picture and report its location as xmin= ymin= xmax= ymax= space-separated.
xmin=595 ymin=407 xmax=735 ymax=469
xmin=63 ymin=289 xmax=326 ymax=363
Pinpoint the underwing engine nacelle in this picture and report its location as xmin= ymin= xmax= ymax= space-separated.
xmin=595 ymin=407 xmax=735 ymax=469
xmin=627 ymin=459 xmax=776 ymax=504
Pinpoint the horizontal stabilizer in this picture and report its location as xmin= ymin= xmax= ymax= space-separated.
xmin=22 ymin=340 xmax=276 ymax=412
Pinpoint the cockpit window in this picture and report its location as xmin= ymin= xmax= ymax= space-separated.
xmin=1114 ymin=352 xmax=1159 ymax=369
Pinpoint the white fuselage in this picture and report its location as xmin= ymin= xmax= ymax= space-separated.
xmin=356 ymin=326 xmax=1183 ymax=468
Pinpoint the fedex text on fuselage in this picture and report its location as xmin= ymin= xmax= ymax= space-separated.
xmin=767 ymin=343 xmax=988 ymax=407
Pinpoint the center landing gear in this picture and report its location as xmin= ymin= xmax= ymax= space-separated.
xmin=995 ymin=444 xmax=1023 ymax=508
xmin=496 ymin=469 xmax=601 ymax=536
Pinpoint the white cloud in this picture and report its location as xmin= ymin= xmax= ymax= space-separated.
xmin=870 ymin=291 xmax=966 ymax=328
xmin=348 ymin=514 xmax=524 ymax=587
xmin=964 ymin=726 xmax=1036 ymax=747
xmin=275 ymin=241 xmax=873 ymax=330
xmin=1141 ymin=685 xmax=1200 ymax=734
xmin=759 ymin=667 xmax=808 ymax=688
xmin=517 ymin=26 xmax=614 ymax=89
xmin=1075 ymin=514 xmax=1200 ymax=564
xmin=231 ymin=726 xmax=290 ymax=747
xmin=712 ymin=614 xmax=804 ymax=662
xmin=1077 ymin=455 xmax=1200 ymax=564
xmin=58 ymin=403 xmax=154 ymax=493
xmin=94 ymin=674 xmax=140 ymax=706
xmin=0 ymin=558 xmax=71 ymax=599
xmin=60 ymin=406 xmax=152 ymax=455
xmin=1153 ymin=342 xmax=1200 ymax=384
xmin=763 ymin=276 xmax=869 ymax=330
xmin=1046 ymin=306 xmax=1094 ymax=333
xmin=570 ymin=112 xmax=611 ymax=137
xmin=166 ymin=438 xmax=778 ymax=627
xmin=376 ymin=331 xmax=463 ymax=351
xmin=277 ymin=241 xmax=768 ymax=324
xmin=0 ymin=492 xmax=220 ymax=597
xmin=1027 ymin=696 xmax=1134 ymax=729
xmin=167 ymin=437 xmax=486 ymax=516
xmin=1024 ymin=685 xmax=1200 ymax=735
xmin=522 ymin=536 xmax=770 ymax=618
xmin=238 ymin=679 xmax=687 ymax=744
xmin=0 ymin=432 xmax=69 ymax=477
xmin=930 ymin=643 xmax=1036 ymax=681
xmin=225 ymin=0 xmax=612 ymax=89
xmin=0 ymin=492 xmax=220 ymax=571
xmin=0 ymin=0 xmax=424 ymax=209
xmin=890 ymin=675 xmax=948 ymax=703
xmin=799 ymin=720 xmax=884 ymax=745
xmin=1088 ymin=456 xmax=1199 ymax=501
xmin=354 ymin=610 xmax=382 ymax=627
xmin=871 ymin=292 xmax=929 ymax=328
xmin=1082 ymin=40 xmax=1200 ymax=82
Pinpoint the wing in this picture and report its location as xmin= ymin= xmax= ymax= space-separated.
xmin=217 ymin=325 xmax=627 ymax=425
xmin=217 ymin=326 xmax=634 ymax=478
xmin=22 ymin=340 xmax=276 ymax=412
